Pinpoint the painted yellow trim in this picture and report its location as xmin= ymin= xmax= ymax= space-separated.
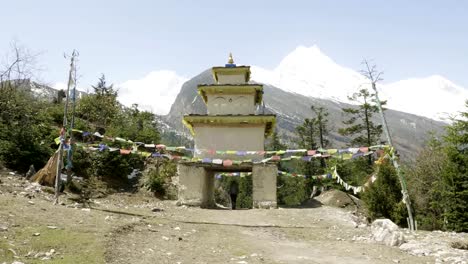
xmin=211 ymin=66 xmax=251 ymax=83
xmin=182 ymin=115 xmax=276 ymax=137
xmin=197 ymin=84 xmax=263 ymax=105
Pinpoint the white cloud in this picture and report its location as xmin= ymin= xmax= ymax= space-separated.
xmin=118 ymin=71 xmax=187 ymax=115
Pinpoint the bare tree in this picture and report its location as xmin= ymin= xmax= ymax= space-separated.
xmin=0 ymin=41 xmax=40 ymax=89
xmin=360 ymin=59 xmax=415 ymax=231
xmin=360 ymin=59 xmax=383 ymax=86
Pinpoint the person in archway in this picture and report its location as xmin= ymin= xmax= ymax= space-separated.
xmin=229 ymin=180 xmax=239 ymax=210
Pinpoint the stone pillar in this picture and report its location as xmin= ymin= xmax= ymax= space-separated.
xmin=177 ymin=164 xmax=215 ymax=208
xmin=201 ymin=170 xmax=216 ymax=208
xmin=252 ymin=164 xmax=277 ymax=209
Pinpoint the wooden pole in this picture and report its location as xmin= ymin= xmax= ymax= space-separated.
xmin=54 ymin=51 xmax=77 ymax=205
xmin=66 ymin=51 xmax=79 ymax=185
xmin=371 ymin=82 xmax=415 ymax=231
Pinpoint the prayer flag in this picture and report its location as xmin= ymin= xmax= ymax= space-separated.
xmin=212 ymin=159 xmax=223 ymax=165
xmin=120 ymin=149 xmax=131 ymax=155
xmin=223 ymin=160 xmax=233 ymax=167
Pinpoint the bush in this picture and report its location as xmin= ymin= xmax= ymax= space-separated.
xmin=143 ymin=159 xmax=177 ymax=198
xmin=217 ymin=176 xmax=253 ymax=209
xmin=362 ymin=161 xmax=407 ymax=226
xmin=90 ymin=151 xmax=144 ymax=179
xmin=277 ymin=175 xmax=309 ymax=206
xmin=237 ymin=176 xmax=253 ymax=209
xmin=405 ymin=137 xmax=448 ymax=231
xmin=0 ymin=87 xmax=54 ymax=172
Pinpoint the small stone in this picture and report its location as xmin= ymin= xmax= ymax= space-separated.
xmin=162 ymin=236 xmax=170 ymax=241
xmin=174 ymin=226 xmax=180 ymax=230
xmin=28 ymin=200 xmax=35 ymax=205
xmin=250 ymin=253 xmax=258 ymax=257
xmin=0 ymin=225 xmax=8 ymax=231
xmin=12 ymin=262 xmax=25 ymax=264
xmin=392 ymin=259 xmax=400 ymax=263
xmin=178 ymin=237 xmax=182 ymax=241
xmin=33 ymin=232 xmax=40 ymax=236
xmin=237 ymin=261 xmax=248 ymax=264
xmin=47 ymin=226 xmax=58 ymax=229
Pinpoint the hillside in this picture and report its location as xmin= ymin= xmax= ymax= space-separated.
xmin=164 ymin=70 xmax=446 ymax=158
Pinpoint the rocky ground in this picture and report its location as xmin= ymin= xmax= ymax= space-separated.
xmin=0 ymin=169 xmax=467 ymax=264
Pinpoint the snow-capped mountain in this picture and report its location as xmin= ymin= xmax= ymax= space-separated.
xmin=380 ymin=75 xmax=467 ymax=121
xmin=251 ymin=45 xmax=366 ymax=102
xmin=251 ymin=45 xmax=467 ymax=121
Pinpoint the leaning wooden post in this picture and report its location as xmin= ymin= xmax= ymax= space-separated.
xmin=371 ymin=81 xmax=415 ymax=231
xmin=54 ymin=51 xmax=77 ymax=204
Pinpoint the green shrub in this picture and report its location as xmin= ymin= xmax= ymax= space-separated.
xmin=362 ymin=161 xmax=407 ymax=226
xmin=236 ymin=176 xmax=253 ymax=209
xmin=277 ymin=175 xmax=309 ymax=206
xmin=143 ymin=159 xmax=177 ymax=197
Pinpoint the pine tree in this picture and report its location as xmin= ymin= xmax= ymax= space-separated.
xmin=296 ymin=118 xmax=317 ymax=150
xmin=339 ymin=88 xmax=384 ymax=165
xmin=443 ymin=100 xmax=468 ymax=232
xmin=406 ymin=136 xmax=448 ymax=230
xmin=78 ymin=74 xmax=119 ymax=129
xmin=296 ymin=118 xmax=321 ymax=176
xmin=311 ymin=106 xmax=329 ymax=149
xmin=267 ymin=130 xmax=286 ymax=151
xmin=311 ymin=105 xmax=329 ymax=168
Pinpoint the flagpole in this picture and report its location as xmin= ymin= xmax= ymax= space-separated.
xmin=54 ymin=51 xmax=77 ymax=205
xmin=371 ymin=81 xmax=415 ymax=231
xmin=66 ymin=50 xmax=79 ymax=185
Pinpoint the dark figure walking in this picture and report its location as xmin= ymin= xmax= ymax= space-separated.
xmin=229 ymin=180 xmax=239 ymax=210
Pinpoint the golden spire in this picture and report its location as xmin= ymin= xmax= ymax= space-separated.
xmin=228 ymin=52 xmax=234 ymax=64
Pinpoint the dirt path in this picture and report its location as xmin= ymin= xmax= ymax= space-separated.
xmin=1 ymin=173 xmax=461 ymax=263
xmin=103 ymin=202 xmax=434 ymax=264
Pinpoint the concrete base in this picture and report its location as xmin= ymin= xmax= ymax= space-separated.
xmin=252 ymin=164 xmax=277 ymax=209
xmin=177 ymin=164 xmax=216 ymax=208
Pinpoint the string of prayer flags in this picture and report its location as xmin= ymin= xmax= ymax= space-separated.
xmin=332 ymin=167 xmax=365 ymax=195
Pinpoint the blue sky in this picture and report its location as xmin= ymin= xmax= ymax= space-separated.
xmin=2 ymin=0 xmax=468 ymax=88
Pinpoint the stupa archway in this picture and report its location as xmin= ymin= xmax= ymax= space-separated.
xmin=176 ymin=54 xmax=277 ymax=209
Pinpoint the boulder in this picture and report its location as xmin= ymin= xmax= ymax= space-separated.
xmin=314 ymin=189 xmax=362 ymax=209
xmin=371 ymin=219 xmax=405 ymax=246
